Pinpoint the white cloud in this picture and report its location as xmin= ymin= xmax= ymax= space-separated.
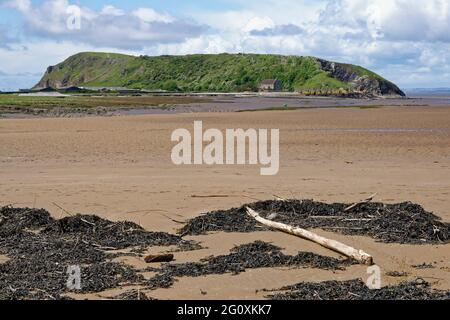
xmin=251 ymin=24 xmax=304 ymax=36
xmin=189 ymin=0 xmax=326 ymax=28
xmin=132 ymin=8 xmax=174 ymax=23
xmin=100 ymin=5 xmax=124 ymax=17
xmin=242 ymin=17 xmax=275 ymax=32
xmin=319 ymin=0 xmax=450 ymax=42
xmin=6 ymin=0 xmax=30 ymax=11
xmin=5 ymin=0 xmax=205 ymax=49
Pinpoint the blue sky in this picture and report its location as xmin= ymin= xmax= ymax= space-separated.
xmin=1 ymin=0 xmax=450 ymax=90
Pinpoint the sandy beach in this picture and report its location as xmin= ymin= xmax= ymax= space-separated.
xmin=1 ymin=105 xmax=449 ymax=299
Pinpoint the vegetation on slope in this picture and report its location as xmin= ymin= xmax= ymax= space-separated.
xmin=34 ymin=52 xmax=404 ymax=96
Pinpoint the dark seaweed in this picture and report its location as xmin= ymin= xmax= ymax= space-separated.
xmin=43 ymin=214 xmax=191 ymax=249
xmin=0 ymin=206 xmax=195 ymax=300
xmin=113 ymin=289 xmax=154 ymax=300
xmin=180 ymin=200 xmax=450 ymax=244
xmin=268 ymin=278 xmax=450 ymax=300
xmin=145 ymin=241 xmax=352 ymax=290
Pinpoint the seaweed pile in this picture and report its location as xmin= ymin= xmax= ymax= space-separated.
xmin=146 ymin=241 xmax=353 ymax=290
xmin=268 ymin=279 xmax=450 ymax=300
xmin=0 ymin=206 xmax=196 ymax=300
xmin=113 ymin=289 xmax=154 ymax=300
xmin=43 ymin=214 xmax=187 ymax=250
xmin=2 ymin=203 xmax=449 ymax=300
xmin=180 ymin=200 xmax=450 ymax=244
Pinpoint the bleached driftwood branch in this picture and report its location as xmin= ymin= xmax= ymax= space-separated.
xmin=344 ymin=193 xmax=378 ymax=212
xmin=246 ymin=207 xmax=374 ymax=265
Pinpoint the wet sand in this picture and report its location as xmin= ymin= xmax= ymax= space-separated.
xmin=2 ymin=94 xmax=450 ymax=119
xmin=1 ymin=105 xmax=449 ymax=299
xmin=106 ymin=93 xmax=450 ymax=114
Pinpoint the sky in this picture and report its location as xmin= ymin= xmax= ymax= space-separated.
xmin=1 ymin=0 xmax=450 ymax=90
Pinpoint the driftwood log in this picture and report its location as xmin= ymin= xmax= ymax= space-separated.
xmin=246 ymin=207 xmax=374 ymax=265
xmin=144 ymin=254 xmax=174 ymax=263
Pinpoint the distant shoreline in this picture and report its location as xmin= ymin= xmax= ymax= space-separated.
xmin=0 ymin=94 xmax=449 ymax=120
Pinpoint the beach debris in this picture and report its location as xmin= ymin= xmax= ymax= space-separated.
xmin=266 ymin=212 xmax=279 ymax=220
xmin=267 ymin=278 xmax=450 ymax=300
xmin=344 ymin=193 xmax=378 ymax=212
xmin=113 ymin=289 xmax=153 ymax=300
xmin=1 ymin=204 xmax=448 ymax=300
xmin=273 ymin=195 xmax=286 ymax=201
xmin=180 ymin=200 xmax=450 ymax=244
xmin=145 ymin=254 xmax=174 ymax=263
xmin=386 ymin=271 xmax=409 ymax=277
xmin=246 ymin=207 xmax=373 ymax=265
xmin=179 ymin=205 xmax=261 ymax=236
xmin=386 ymin=271 xmax=409 ymax=278
xmin=145 ymin=241 xmax=354 ymax=290
xmin=412 ymin=263 xmax=436 ymax=269
xmin=43 ymin=214 xmax=191 ymax=250
xmin=0 ymin=207 xmax=53 ymax=237
xmin=0 ymin=206 xmax=198 ymax=300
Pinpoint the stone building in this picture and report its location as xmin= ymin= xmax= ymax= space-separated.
xmin=259 ymin=79 xmax=282 ymax=92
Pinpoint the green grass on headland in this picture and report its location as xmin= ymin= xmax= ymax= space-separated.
xmin=35 ymin=52 xmax=397 ymax=94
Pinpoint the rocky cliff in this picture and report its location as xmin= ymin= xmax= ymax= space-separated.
xmin=315 ymin=58 xmax=405 ymax=96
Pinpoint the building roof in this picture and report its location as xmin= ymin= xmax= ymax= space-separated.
xmin=260 ymin=79 xmax=279 ymax=85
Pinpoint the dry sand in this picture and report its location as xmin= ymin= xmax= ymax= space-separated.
xmin=0 ymin=105 xmax=449 ymax=299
